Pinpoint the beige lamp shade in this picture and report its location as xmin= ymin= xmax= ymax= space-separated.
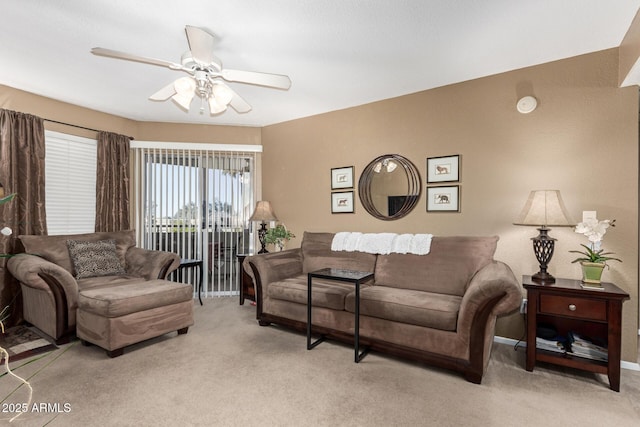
xmin=249 ymin=201 xmax=278 ymax=222
xmin=514 ymin=190 xmax=574 ymax=227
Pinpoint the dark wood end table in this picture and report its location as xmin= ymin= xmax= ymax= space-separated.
xmin=523 ymin=275 xmax=629 ymax=391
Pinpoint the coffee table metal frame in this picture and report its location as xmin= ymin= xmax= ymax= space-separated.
xmin=306 ymin=268 xmax=374 ymax=363
xmin=175 ymin=259 xmax=204 ymax=305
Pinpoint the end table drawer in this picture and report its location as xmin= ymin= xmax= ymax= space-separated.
xmin=539 ymin=294 xmax=606 ymax=320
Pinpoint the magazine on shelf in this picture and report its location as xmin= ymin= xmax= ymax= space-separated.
xmin=567 ymin=350 xmax=608 ymax=362
xmin=566 ymin=332 xmax=608 ymax=362
xmin=536 ymin=337 xmax=565 ymax=353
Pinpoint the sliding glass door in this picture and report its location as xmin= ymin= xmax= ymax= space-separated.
xmin=132 ymin=146 xmax=256 ymax=298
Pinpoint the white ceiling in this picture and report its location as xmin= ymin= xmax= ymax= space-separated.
xmin=1 ymin=1 xmax=639 ymax=127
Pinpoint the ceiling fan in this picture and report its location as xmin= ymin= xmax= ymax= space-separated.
xmin=91 ymin=25 xmax=291 ymax=115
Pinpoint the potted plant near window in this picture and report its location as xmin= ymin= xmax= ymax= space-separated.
xmin=264 ymin=224 xmax=295 ymax=252
xmin=0 ymin=189 xmax=32 ymax=423
xmin=570 ymin=218 xmax=621 ymax=286
xmin=0 ymin=189 xmax=16 ymax=327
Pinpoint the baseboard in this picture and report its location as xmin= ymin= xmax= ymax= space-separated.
xmin=493 ymin=336 xmax=640 ymax=372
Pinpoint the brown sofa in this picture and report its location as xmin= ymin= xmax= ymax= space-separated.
xmin=246 ymin=232 xmax=521 ymax=383
xmin=7 ymin=230 xmax=182 ymax=343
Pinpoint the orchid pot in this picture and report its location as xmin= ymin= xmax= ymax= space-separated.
xmin=579 ymin=261 xmax=606 ymax=284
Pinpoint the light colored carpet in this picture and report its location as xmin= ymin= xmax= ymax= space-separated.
xmin=1 ymin=297 xmax=639 ymax=427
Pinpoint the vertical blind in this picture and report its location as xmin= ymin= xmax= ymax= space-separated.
xmin=132 ymin=145 xmax=257 ymax=299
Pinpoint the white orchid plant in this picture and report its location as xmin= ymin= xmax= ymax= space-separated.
xmin=570 ymin=218 xmax=621 ymax=265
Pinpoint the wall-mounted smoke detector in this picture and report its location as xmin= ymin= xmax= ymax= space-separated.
xmin=516 ymin=96 xmax=538 ymax=114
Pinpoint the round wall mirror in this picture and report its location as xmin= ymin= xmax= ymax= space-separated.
xmin=358 ymin=154 xmax=421 ymax=220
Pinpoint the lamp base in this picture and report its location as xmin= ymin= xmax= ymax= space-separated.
xmin=257 ymin=222 xmax=269 ymax=254
xmin=531 ymin=271 xmax=555 ymax=284
xmin=530 ymin=227 xmax=556 ymax=284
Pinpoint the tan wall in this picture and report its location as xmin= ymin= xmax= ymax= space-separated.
xmin=0 ymin=85 xmax=137 ymax=139
xmin=0 ymin=85 xmax=261 ymax=144
xmin=262 ymin=48 xmax=639 ymax=362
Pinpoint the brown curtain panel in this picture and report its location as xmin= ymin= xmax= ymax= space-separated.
xmin=95 ymin=131 xmax=131 ymax=232
xmin=0 ymin=109 xmax=47 ymax=325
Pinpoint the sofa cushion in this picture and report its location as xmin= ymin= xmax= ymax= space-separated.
xmin=77 ymin=275 xmax=145 ymax=291
xmin=19 ymin=230 xmax=137 ymax=275
xmin=301 ymin=232 xmax=377 ymax=274
xmin=67 ymin=239 xmax=126 ymax=279
xmin=268 ymin=273 xmax=360 ymax=310
xmin=345 ymin=286 xmax=462 ymax=331
xmin=374 ymin=236 xmax=498 ymax=296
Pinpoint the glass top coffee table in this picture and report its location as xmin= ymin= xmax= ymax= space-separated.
xmin=306 ymin=268 xmax=374 ymax=363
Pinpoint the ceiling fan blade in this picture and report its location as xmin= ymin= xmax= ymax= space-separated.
xmin=219 ymin=69 xmax=291 ymax=90
xmin=185 ymin=25 xmax=216 ymax=65
xmin=229 ymin=93 xmax=252 ymax=113
xmin=149 ymin=81 xmax=177 ymax=101
xmin=91 ymin=47 xmax=183 ymax=70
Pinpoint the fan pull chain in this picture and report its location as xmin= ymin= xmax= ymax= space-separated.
xmin=199 ymin=96 xmax=205 ymax=114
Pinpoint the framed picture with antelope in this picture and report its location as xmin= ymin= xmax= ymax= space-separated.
xmin=331 ymin=191 xmax=354 ymax=213
xmin=427 ymin=186 xmax=460 ymax=212
xmin=427 ymin=155 xmax=460 ymax=183
xmin=331 ymin=166 xmax=354 ymax=190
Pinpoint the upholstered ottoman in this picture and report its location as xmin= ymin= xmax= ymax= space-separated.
xmin=76 ymin=279 xmax=194 ymax=357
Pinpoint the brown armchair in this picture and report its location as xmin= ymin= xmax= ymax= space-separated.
xmin=7 ymin=230 xmax=180 ymax=343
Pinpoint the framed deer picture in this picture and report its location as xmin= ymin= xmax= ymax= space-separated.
xmin=427 ymin=155 xmax=460 ymax=183
xmin=427 ymin=186 xmax=460 ymax=212
xmin=331 ymin=191 xmax=354 ymax=213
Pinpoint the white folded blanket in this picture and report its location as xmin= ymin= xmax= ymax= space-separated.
xmin=391 ymin=233 xmax=413 ymax=254
xmin=331 ymin=232 xmax=432 ymax=255
xmin=409 ymin=233 xmax=432 ymax=255
xmin=331 ymin=231 xmax=363 ymax=251
xmin=331 ymin=231 xmax=349 ymax=251
xmin=358 ymin=232 xmax=397 ymax=255
xmin=344 ymin=232 xmax=362 ymax=251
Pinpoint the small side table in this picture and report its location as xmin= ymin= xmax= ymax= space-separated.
xmin=307 ymin=268 xmax=374 ymax=363
xmin=236 ymin=254 xmax=255 ymax=305
xmin=175 ymin=259 xmax=203 ymax=306
xmin=523 ymin=275 xmax=629 ymax=391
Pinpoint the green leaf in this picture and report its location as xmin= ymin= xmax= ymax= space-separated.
xmin=0 ymin=193 xmax=16 ymax=205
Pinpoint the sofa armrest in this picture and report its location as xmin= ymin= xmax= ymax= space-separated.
xmin=125 ymin=247 xmax=181 ymax=280
xmin=455 ymin=261 xmax=521 ymax=381
xmin=7 ymin=253 xmax=80 ymax=310
xmin=458 ymin=261 xmax=521 ymax=328
xmin=245 ymin=249 xmax=303 ymax=300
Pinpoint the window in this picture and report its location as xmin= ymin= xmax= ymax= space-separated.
xmin=132 ymin=141 xmax=260 ymax=298
xmin=45 ymin=131 xmax=97 ymax=235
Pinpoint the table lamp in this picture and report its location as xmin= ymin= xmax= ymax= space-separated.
xmin=514 ymin=190 xmax=574 ymax=283
xmin=249 ymin=201 xmax=278 ymax=253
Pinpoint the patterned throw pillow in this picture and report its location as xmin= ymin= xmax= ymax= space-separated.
xmin=66 ymin=239 xmax=126 ymax=279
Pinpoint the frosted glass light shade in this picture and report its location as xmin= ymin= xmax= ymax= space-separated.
xmin=212 ymin=82 xmax=234 ymax=105
xmin=208 ymin=96 xmax=227 ymax=114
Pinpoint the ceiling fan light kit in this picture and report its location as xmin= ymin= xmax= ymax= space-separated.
xmin=91 ymin=25 xmax=291 ymax=117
